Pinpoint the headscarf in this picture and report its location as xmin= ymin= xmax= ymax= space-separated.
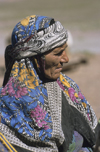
xmin=0 ymin=15 xmax=97 ymax=151
xmin=8 ymin=15 xmax=67 ymax=59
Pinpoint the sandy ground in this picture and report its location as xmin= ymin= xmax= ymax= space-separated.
xmin=0 ymin=53 xmax=100 ymax=120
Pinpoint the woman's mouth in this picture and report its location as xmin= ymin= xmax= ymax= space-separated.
xmin=56 ymin=67 xmax=63 ymax=72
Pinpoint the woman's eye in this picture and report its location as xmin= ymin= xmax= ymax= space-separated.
xmin=55 ymin=50 xmax=64 ymax=56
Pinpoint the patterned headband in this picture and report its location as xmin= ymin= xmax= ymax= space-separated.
xmin=8 ymin=15 xmax=68 ymax=59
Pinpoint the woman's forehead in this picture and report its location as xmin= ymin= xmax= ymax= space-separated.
xmin=52 ymin=43 xmax=67 ymax=53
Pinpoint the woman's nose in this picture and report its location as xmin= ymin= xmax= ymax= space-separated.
xmin=61 ymin=51 xmax=69 ymax=63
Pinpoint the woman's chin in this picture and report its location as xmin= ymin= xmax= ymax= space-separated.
xmin=45 ymin=72 xmax=60 ymax=80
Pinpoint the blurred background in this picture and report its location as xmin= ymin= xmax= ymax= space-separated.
xmin=0 ymin=0 xmax=100 ymax=119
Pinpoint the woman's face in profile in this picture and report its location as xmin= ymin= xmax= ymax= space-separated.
xmin=44 ymin=43 xmax=69 ymax=80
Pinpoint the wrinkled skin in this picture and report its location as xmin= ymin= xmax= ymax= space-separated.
xmin=44 ymin=43 xmax=69 ymax=80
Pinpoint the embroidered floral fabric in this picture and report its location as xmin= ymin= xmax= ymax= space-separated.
xmin=0 ymin=58 xmax=53 ymax=143
xmin=0 ymin=58 xmax=97 ymax=150
xmin=57 ymin=74 xmax=97 ymax=131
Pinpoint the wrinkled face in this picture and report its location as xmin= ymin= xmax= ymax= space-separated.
xmin=44 ymin=43 xmax=69 ymax=80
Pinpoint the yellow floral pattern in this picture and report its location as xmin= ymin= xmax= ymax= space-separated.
xmin=21 ymin=15 xmax=36 ymax=26
xmin=11 ymin=62 xmax=19 ymax=77
xmin=59 ymin=74 xmax=88 ymax=110
xmin=11 ymin=60 xmax=39 ymax=90
xmin=60 ymin=74 xmax=71 ymax=88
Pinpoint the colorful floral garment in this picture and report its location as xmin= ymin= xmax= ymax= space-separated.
xmin=0 ymin=58 xmax=97 ymax=151
xmin=0 ymin=15 xmax=97 ymax=151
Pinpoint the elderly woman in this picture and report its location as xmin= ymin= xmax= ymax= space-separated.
xmin=0 ymin=15 xmax=98 ymax=152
